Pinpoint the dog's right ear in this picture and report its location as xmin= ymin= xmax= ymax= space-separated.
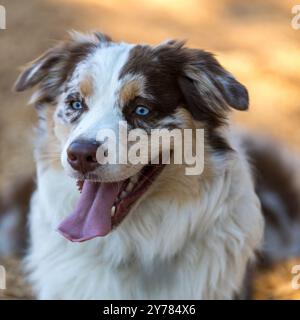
xmin=14 ymin=31 xmax=110 ymax=94
xmin=14 ymin=45 xmax=67 ymax=92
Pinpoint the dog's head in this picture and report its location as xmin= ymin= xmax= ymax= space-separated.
xmin=14 ymin=32 xmax=248 ymax=242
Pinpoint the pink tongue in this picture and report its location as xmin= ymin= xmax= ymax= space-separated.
xmin=58 ymin=181 xmax=121 ymax=242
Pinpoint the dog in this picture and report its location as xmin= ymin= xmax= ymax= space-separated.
xmin=14 ymin=31 xmax=265 ymax=299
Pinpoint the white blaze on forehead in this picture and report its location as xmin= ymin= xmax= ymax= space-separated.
xmin=66 ymin=43 xmax=135 ymax=141
xmin=77 ymin=42 xmax=135 ymax=103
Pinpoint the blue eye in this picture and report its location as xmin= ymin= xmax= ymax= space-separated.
xmin=71 ymin=100 xmax=83 ymax=110
xmin=135 ymin=105 xmax=150 ymax=116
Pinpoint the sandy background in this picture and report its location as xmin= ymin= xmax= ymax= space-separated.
xmin=0 ymin=0 xmax=300 ymax=195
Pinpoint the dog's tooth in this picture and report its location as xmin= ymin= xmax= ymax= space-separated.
xmin=121 ymin=191 xmax=128 ymax=198
xmin=111 ymin=206 xmax=116 ymax=217
xmin=126 ymin=182 xmax=135 ymax=192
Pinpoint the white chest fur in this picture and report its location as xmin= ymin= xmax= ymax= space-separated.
xmin=26 ymin=151 xmax=263 ymax=299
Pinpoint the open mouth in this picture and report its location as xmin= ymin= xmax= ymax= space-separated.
xmin=58 ymin=164 xmax=164 ymax=242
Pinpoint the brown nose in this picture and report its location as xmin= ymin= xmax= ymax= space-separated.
xmin=67 ymin=140 xmax=99 ymax=173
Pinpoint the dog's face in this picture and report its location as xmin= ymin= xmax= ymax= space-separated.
xmin=15 ymin=32 xmax=248 ymax=242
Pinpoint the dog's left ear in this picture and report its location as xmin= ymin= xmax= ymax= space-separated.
xmin=178 ymin=48 xmax=248 ymax=121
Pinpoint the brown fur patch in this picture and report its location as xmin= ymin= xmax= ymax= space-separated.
xmin=119 ymin=77 xmax=144 ymax=108
xmin=80 ymin=75 xmax=93 ymax=97
xmin=119 ymin=42 xmax=248 ymax=122
xmin=119 ymin=43 xmax=236 ymax=152
xmin=119 ymin=44 xmax=186 ymax=131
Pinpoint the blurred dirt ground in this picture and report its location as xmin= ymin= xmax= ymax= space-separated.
xmin=0 ymin=0 xmax=300 ymax=299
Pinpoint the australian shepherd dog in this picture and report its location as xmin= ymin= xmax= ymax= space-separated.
xmin=14 ymin=31 xmax=297 ymax=299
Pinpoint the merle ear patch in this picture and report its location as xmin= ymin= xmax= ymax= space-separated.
xmin=213 ymin=73 xmax=249 ymax=111
xmin=181 ymin=50 xmax=249 ymax=113
xmin=13 ymin=31 xmax=110 ymax=103
xmin=14 ymin=50 xmax=62 ymax=92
